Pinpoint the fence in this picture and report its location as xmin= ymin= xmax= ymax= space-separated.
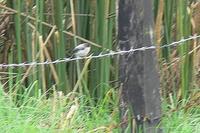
xmin=0 ymin=34 xmax=199 ymax=68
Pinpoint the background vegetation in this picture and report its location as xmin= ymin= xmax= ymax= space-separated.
xmin=0 ymin=0 xmax=199 ymax=132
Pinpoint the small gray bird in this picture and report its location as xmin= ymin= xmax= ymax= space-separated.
xmin=72 ymin=43 xmax=91 ymax=57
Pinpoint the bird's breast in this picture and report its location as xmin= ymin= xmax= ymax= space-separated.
xmin=75 ymin=47 xmax=91 ymax=57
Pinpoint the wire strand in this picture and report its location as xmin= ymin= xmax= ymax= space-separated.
xmin=0 ymin=35 xmax=199 ymax=68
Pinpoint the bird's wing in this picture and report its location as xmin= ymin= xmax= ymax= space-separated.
xmin=72 ymin=43 xmax=87 ymax=52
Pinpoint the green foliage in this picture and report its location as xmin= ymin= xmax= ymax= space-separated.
xmin=1 ymin=0 xmax=196 ymax=100
xmin=162 ymin=97 xmax=200 ymax=133
xmin=155 ymin=0 xmax=198 ymax=99
xmin=1 ymin=0 xmax=116 ymax=98
xmin=0 ymin=0 xmax=199 ymax=132
xmin=0 ymin=84 xmax=200 ymax=132
xmin=0 ymin=84 xmax=120 ymax=132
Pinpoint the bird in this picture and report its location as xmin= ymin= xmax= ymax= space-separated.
xmin=72 ymin=43 xmax=91 ymax=57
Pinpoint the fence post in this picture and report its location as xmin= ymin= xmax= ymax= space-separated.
xmin=118 ymin=0 xmax=162 ymax=132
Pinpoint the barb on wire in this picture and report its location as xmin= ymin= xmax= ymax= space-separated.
xmin=0 ymin=35 xmax=199 ymax=68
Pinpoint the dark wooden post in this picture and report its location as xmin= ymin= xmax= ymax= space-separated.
xmin=118 ymin=0 xmax=162 ymax=132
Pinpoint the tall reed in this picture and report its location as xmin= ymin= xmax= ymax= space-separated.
xmin=2 ymin=0 xmax=197 ymax=102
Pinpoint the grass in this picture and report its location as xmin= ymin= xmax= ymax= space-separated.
xmin=161 ymin=90 xmax=200 ymax=133
xmin=162 ymin=109 xmax=200 ymax=133
xmin=0 ymin=83 xmax=120 ymax=132
xmin=0 ymin=83 xmax=199 ymax=133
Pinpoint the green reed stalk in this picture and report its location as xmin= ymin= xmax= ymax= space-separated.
xmin=95 ymin=0 xmax=115 ymax=98
xmin=70 ymin=0 xmax=84 ymax=95
xmin=176 ymin=0 xmax=192 ymax=98
xmin=33 ymin=0 xmax=42 ymax=96
xmin=13 ymin=0 xmax=23 ymax=97
xmin=53 ymin=0 xmax=69 ymax=93
xmin=24 ymin=3 xmax=34 ymax=92
xmin=162 ymin=0 xmax=175 ymax=60
xmin=76 ymin=0 xmax=92 ymax=96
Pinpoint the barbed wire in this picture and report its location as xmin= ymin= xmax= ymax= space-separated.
xmin=0 ymin=34 xmax=200 ymax=68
